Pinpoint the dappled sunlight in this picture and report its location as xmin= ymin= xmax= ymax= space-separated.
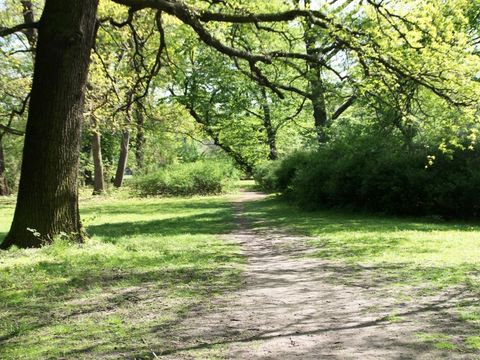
xmin=244 ymin=197 xmax=480 ymax=267
xmin=0 ymin=195 xmax=243 ymax=359
xmin=238 ymin=196 xmax=480 ymax=355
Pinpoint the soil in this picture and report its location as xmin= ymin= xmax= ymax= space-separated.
xmin=159 ymin=191 xmax=477 ymax=359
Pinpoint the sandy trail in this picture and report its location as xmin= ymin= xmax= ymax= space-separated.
xmin=161 ymin=191 xmax=474 ymax=359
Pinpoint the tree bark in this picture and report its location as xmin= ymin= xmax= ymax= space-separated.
xmin=310 ymin=71 xmax=328 ymax=141
xmin=260 ymin=87 xmax=278 ymax=160
xmin=0 ymin=137 xmax=10 ymax=196
xmin=301 ymin=0 xmax=328 ymax=143
xmin=114 ymin=130 xmax=130 ymax=188
xmin=91 ymin=117 xmax=105 ymax=195
xmin=1 ymin=0 xmax=99 ymax=249
xmin=21 ymin=1 xmax=37 ymax=48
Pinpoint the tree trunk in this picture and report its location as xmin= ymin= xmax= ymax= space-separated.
xmin=0 ymin=137 xmax=10 ymax=196
xmin=1 ymin=0 xmax=99 ymax=249
xmin=21 ymin=1 xmax=37 ymax=48
xmin=91 ymin=117 xmax=105 ymax=195
xmin=114 ymin=130 xmax=130 ymax=188
xmin=310 ymin=72 xmax=328 ymax=142
xmin=134 ymin=104 xmax=145 ymax=171
xmin=302 ymin=0 xmax=328 ymax=143
xmin=260 ymin=87 xmax=278 ymax=160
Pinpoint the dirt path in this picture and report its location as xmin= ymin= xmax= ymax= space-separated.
xmin=161 ymin=191 xmax=475 ymax=359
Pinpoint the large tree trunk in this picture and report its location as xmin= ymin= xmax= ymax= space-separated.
xmin=1 ymin=0 xmax=99 ymax=249
xmin=114 ymin=130 xmax=130 ymax=188
xmin=91 ymin=117 xmax=105 ymax=195
xmin=0 ymin=137 xmax=10 ymax=196
xmin=260 ymin=87 xmax=278 ymax=160
xmin=134 ymin=104 xmax=145 ymax=171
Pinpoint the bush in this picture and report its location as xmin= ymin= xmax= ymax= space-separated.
xmin=132 ymin=160 xmax=239 ymax=197
xmin=253 ymin=161 xmax=281 ymax=193
xmin=253 ymin=151 xmax=311 ymax=194
xmin=259 ymin=134 xmax=480 ymax=218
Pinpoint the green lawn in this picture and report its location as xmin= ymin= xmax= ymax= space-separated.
xmin=243 ymin=196 xmax=480 ymax=353
xmin=3 ymin=189 xmax=480 ymax=357
xmin=0 ymin=194 xmax=243 ymax=359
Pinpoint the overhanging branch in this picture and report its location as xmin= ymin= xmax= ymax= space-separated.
xmin=0 ymin=21 xmax=39 ymax=38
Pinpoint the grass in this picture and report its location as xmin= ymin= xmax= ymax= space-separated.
xmin=243 ymin=195 xmax=480 ymax=354
xmin=4 ymin=184 xmax=480 ymax=357
xmin=415 ymin=332 xmax=458 ymax=351
xmin=243 ymin=196 xmax=480 ymax=288
xmin=0 ymin=193 xmax=243 ymax=359
xmin=235 ymin=179 xmax=258 ymax=192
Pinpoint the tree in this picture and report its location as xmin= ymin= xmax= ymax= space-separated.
xmin=1 ymin=0 xmax=478 ymax=248
xmin=113 ymin=129 xmax=130 ymax=188
xmin=90 ymin=116 xmax=106 ymax=195
xmin=0 ymin=0 xmax=37 ymax=196
xmin=1 ymin=0 xmax=99 ymax=248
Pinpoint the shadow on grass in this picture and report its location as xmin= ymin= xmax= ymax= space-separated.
xmin=133 ymin=241 xmax=480 ymax=359
xmin=81 ymin=197 xmax=234 ymax=217
xmin=0 ymin=245 xmax=242 ymax=359
xmin=245 ymin=197 xmax=480 ymax=235
xmin=146 ymin=288 xmax=479 ymax=359
xmin=112 ymin=237 xmax=479 ymax=358
xmin=0 ymin=196 xmax=243 ymax=359
xmin=87 ymin=209 xmax=235 ymax=241
xmin=243 ymin=196 xmax=480 ymax=285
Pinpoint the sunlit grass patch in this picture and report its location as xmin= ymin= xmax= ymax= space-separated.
xmin=415 ymin=332 xmax=458 ymax=351
xmin=466 ymin=336 xmax=480 ymax=350
xmin=0 ymin=194 xmax=243 ymax=359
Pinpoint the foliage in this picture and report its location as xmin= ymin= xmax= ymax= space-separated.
xmin=131 ymin=159 xmax=239 ymax=197
xmin=253 ymin=161 xmax=282 ymax=193
xmin=253 ymin=151 xmax=311 ymax=194
xmin=260 ymin=129 xmax=480 ymax=218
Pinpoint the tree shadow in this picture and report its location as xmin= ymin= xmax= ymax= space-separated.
xmin=245 ymin=197 xmax=480 ymax=235
xmin=87 ymin=209 xmax=236 ymax=241
xmin=0 ymin=196 xmax=242 ymax=359
xmin=139 ymin=261 xmax=480 ymax=359
xmin=81 ymin=197 xmax=234 ymax=217
xmin=0 ymin=246 xmax=242 ymax=358
xmin=108 ymin=195 xmax=480 ymax=359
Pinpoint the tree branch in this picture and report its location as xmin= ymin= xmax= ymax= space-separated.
xmin=0 ymin=124 xmax=24 ymax=136
xmin=0 ymin=21 xmax=39 ymax=38
xmin=331 ymin=95 xmax=356 ymax=121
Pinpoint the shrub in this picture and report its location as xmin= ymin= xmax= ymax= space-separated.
xmin=132 ymin=160 xmax=239 ymax=197
xmin=274 ymin=151 xmax=311 ymax=194
xmin=253 ymin=161 xmax=281 ymax=193
xmin=259 ymin=134 xmax=480 ymax=218
xmin=253 ymin=151 xmax=311 ymax=194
